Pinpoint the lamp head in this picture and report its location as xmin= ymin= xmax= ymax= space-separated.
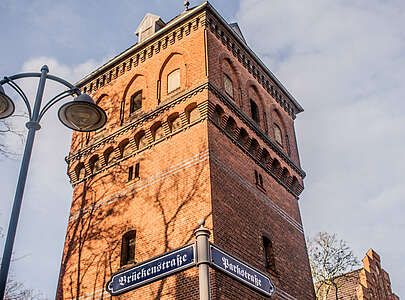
xmin=0 ymin=85 xmax=15 ymax=119
xmin=58 ymin=93 xmax=107 ymax=132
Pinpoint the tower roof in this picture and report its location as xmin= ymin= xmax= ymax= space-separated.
xmin=76 ymin=1 xmax=304 ymax=114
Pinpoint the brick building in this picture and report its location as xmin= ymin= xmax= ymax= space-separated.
xmin=318 ymin=249 xmax=399 ymax=300
xmin=57 ymin=2 xmax=315 ymax=299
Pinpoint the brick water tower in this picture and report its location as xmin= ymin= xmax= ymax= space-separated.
xmin=57 ymin=2 xmax=315 ymax=299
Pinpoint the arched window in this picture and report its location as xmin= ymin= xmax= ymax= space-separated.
xmin=213 ymin=105 xmax=224 ymax=125
xmin=167 ymin=69 xmax=180 ymax=94
xmin=168 ymin=113 xmax=182 ymax=132
xmin=263 ymin=236 xmax=276 ymax=273
xmin=130 ymin=90 xmax=142 ymax=114
xmin=135 ymin=132 xmax=148 ymax=149
xmin=250 ymin=99 xmax=260 ymax=124
xmin=76 ymin=163 xmax=86 ymax=180
xmin=188 ymin=107 xmax=200 ymax=123
xmin=271 ymin=158 xmax=281 ymax=176
xmin=104 ymin=147 xmax=115 ymax=165
xmin=281 ymin=167 xmax=290 ymax=183
xmin=249 ymin=139 xmax=259 ymax=157
xmin=152 ymin=123 xmax=165 ymax=141
xmin=89 ymin=155 xmax=101 ymax=173
xmin=224 ymin=73 xmax=233 ymax=98
xmin=273 ymin=124 xmax=282 ymax=145
xmin=225 ymin=117 xmax=236 ymax=136
xmin=237 ymin=128 xmax=249 ymax=147
xmin=121 ymin=230 xmax=136 ymax=266
xmin=119 ymin=139 xmax=131 ymax=158
xmin=260 ymin=149 xmax=270 ymax=166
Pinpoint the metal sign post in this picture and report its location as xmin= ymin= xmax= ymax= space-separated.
xmin=194 ymin=219 xmax=211 ymax=300
xmin=105 ymin=221 xmax=275 ymax=299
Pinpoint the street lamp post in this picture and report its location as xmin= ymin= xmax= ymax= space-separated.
xmin=0 ymin=65 xmax=107 ymax=299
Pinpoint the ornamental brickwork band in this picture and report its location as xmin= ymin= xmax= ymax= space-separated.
xmin=57 ymin=2 xmax=315 ymax=299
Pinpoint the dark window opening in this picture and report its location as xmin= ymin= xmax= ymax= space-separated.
xmin=263 ymin=236 xmax=276 ymax=273
xmin=134 ymin=163 xmax=140 ymax=179
xmin=130 ymin=91 xmax=142 ymax=114
xmin=128 ymin=163 xmax=140 ymax=181
xmin=250 ymin=99 xmax=260 ymax=123
xmin=255 ymin=170 xmax=264 ymax=189
xmin=121 ymin=230 xmax=136 ymax=266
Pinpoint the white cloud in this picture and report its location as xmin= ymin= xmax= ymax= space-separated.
xmin=237 ymin=0 xmax=405 ymax=296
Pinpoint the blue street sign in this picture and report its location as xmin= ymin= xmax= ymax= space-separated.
xmin=106 ymin=244 xmax=195 ymax=295
xmin=210 ymin=244 xmax=275 ymax=297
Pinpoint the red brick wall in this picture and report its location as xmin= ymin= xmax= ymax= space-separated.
xmin=58 ymin=6 xmax=314 ymax=300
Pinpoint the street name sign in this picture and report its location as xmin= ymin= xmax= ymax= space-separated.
xmin=106 ymin=243 xmax=195 ymax=295
xmin=210 ymin=244 xmax=275 ymax=297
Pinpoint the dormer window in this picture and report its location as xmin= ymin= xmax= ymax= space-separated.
xmin=167 ymin=69 xmax=180 ymax=94
xmin=135 ymin=13 xmax=165 ymax=43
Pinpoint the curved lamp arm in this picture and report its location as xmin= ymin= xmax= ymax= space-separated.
xmin=0 ymin=72 xmax=80 ymax=92
xmin=0 ymin=65 xmax=107 ymax=299
xmin=38 ymin=88 xmax=78 ymax=122
xmin=1 ymin=72 xmax=81 ymax=123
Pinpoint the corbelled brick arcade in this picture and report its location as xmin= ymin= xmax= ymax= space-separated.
xmin=57 ymin=2 xmax=315 ymax=299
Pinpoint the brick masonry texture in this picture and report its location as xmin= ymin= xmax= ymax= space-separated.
xmin=57 ymin=3 xmax=315 ymax=300
xmin=319 ymin=249 xmax=400 ymax=300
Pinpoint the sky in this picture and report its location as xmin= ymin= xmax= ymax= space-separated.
xmin=1 ymin=0 xmax=404 ymax=298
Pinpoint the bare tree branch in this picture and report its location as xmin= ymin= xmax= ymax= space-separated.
xmin=307 ymin=232 xmax=360 ymax=300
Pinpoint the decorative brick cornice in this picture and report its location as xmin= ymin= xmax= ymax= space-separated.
xmin=208 ymin=82 xmax=306 ymax=179
xmin=209 ymin=112 xmax=303 ymax=198
xmin=205 ymin=10 xmax=302 ymax=119
xmin=76 ymin=11 xmax=207 ymax=93
xmin=66 ymin=81 xmax=210 ymax=164
xmin=67 ymin=80 xmax=305 ymax=189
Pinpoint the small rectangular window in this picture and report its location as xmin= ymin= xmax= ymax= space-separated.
xmin=128 ymin=166 xmax=133 ymax=181
xmin=263 ymin=236 xmax=276 ymax=273
xmin=255 ymin=171 xmax=264 ymax=189
xmin=128 ymin=163 xmax=140 ymax=181
xmin=250 ymin=99 xmax=260 ymax=123
xmin=134 ymin=163 xmax=140 ymax=179
xmin=121 ymin=230 xmax=136 ymax=266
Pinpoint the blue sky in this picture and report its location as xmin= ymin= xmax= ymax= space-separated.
xmin=1 ymin=0 xmax=404 ymax=298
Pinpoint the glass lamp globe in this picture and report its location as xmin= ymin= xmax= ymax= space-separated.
xmin=58 ymin=93 xmax=107 ymax=132
xmin=0 ymin=85 xmax=15 ymax=119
